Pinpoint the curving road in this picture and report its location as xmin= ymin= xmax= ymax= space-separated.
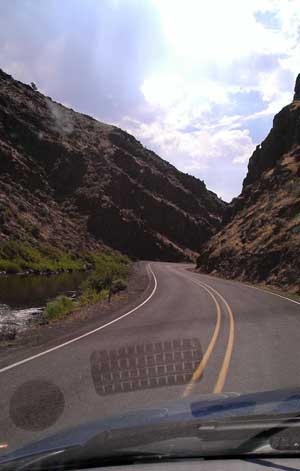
xmin=0 ymin=262 xmax=300 ymax=454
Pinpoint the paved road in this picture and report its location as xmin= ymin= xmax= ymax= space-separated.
xmin=0 ymin=262 xmax=300 ymax=454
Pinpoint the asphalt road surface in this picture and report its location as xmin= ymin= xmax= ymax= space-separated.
xmin=0 ymin=262 xmax=300 ymax=455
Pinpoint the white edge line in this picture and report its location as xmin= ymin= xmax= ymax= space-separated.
xmin=189 ymin=269 xmax=300 ymax=306
xmin=244 ymin=283 xmax=300 ymax=306
xmin=0 ymin=264 xmax=157 ymax=374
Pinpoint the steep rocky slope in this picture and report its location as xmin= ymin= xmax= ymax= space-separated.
xmin=0 ymin=69 xmax=226 ymax=261
xmin=197 ymin=76 xmax=300 ymax=293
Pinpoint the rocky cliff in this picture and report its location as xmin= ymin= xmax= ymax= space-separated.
xmin=0 ymin=69 xmax=226 ymax=261
xmin=197 ymin=75 xmax=300 ymax=293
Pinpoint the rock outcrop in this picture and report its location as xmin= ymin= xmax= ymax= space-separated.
xmin=197 ymin=76 xmax=300 ymax=293
xmin=294 ymin=73 xmax=300 ymax=101
xmin=0 ymin=69 xmax=226 ymax=261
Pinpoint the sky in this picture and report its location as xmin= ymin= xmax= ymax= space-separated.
xmin=0 ymin=0 xmax=299 ymax=201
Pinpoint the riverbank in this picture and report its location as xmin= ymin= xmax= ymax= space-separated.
xmin=0 ymin=270 xmax=90 ymax=341
xmin=0 ymin=242 xmax=131 ymax=339
xmin=0 ymin=261 xmax=150 ymax=368
xmin=0 ymin=240 xmax=96 ymax=275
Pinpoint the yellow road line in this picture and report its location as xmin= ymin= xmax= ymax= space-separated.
xmin=167 ymin=267 xmax=222 ymax=397
xmin=186 ymin=276 xmax=235 ymax=394
xmin=183 ymin=285 xmax=221 ymax=397
xmin=169 ymin=267 xmax=235 ymax=396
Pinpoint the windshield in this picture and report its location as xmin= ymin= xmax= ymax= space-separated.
xmin=0 ymin=0 xmax=300 ymax=469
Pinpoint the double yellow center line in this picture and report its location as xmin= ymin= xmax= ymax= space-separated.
xmin=167 ymin=267 xmax=235 ymax=396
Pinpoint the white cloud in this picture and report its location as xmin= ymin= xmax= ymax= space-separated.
xmin=121 ymin=112 xmax=254 ymax=201
xmin=152 ymin=0 xmax=299 ymax=63
xmin=149 ymin=0 xmax=300 ymax=105
xmin=122 ymin=115 xmax=255 ymax=169
xmin=127 ymin=0 xmax=300 ymax=200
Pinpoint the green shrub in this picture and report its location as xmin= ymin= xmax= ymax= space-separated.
xmin=0 ymin=241 xmax=86 ymax=273
xmin=0 ymin=207 xmax=12 ymax=224
xmin=111 ymin=279 xmax=127 ymax=294
xmin=30 ymin=225 xmax=40 ymax=238
xmin=18 ymin=202 xmax=27 ymax=212
xmin=44 ymin=295 xmax=75 ymax=320
xmin=82 ymin=255 xmax=130 ymax=293
xmin=38 ymin=206 xmax=50 ymax=219
xmin=0 ymin=260 xmax=21 ymax=274
xmin=79 ymin=288 xmax=109 ymax=305
xmin=79 ymin=253 xmax=130 ymax=305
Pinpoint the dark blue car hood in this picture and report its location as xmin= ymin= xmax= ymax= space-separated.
xmin=2 ymin=388 xmax=300 ymax=466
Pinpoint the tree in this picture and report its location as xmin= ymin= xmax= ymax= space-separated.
xmin=82 ymin=259 xmax=129 ymax=303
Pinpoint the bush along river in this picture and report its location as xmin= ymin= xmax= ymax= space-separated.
xmin=0 ymin=270 xmax=89 ymax=341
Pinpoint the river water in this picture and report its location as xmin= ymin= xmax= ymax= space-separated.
xmin=0 ymin=271 xmax=88 ymax=335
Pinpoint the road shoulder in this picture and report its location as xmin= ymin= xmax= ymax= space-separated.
xmin=191 ymin=268 xmax=300 ymax=304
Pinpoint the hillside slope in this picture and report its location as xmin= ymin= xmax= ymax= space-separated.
xmin=197 ymin=76 xmax=300 ymax=293
xmin=0 ymin=69 xmax=226 ymax=261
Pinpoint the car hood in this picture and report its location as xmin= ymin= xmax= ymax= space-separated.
xmin=2 ymin=388 xmax=300 ymax=466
